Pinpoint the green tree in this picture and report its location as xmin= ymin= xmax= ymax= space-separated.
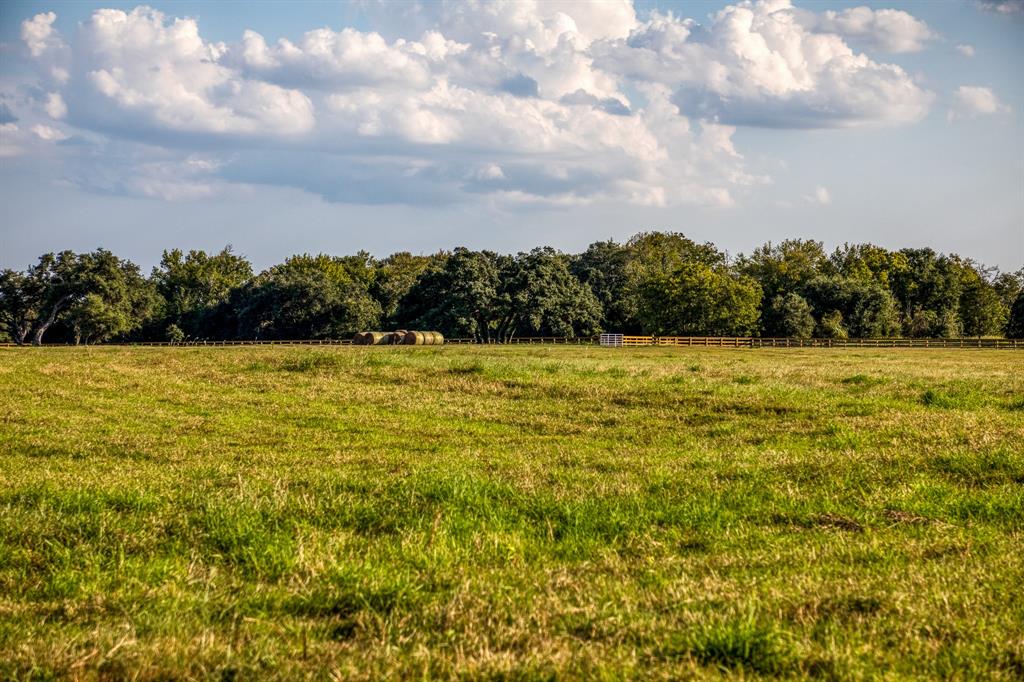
xmin=817 ymin=310 xmax=848 ymax=339
xmin=889 ymin=249 xmax=962 ymax=337
xmin=803 ymin=275 xmax=900 ymax=338
xmin=24 ymin=251 xmax=82 ymax=345
xmin=153 ymin=246 xmax=253 ymax=338
xmin=829 ymin=243 xmax=908 ymax=289
xmin=63 ymin=249 xmax=159 ymax=344
xmin=371 ymin=252 xmax=439 ymax=325
xmin=1006 ymin=292 xmax=1024 ymax=339
xmin=737 ymin=239 xmax=829 ymax=303
xmin=498 ymin=248 xmax=602 ymax=340
xmin=626 ymin=232 xmax=761 ymax=336
xmin=570 ymin=240 xmax=638 ymax=333
xmin=396 ymin=248 xmax=506 ymax=342
xmin=767 ymin=293 xmax=815 ymax=338
xmin=1 ymin=250 xmax=153 ymax=345
xmin=0 ymin=269 xmax=41 ymax=345
xmin=233 ymin=255 xmax=381 ymax=339
xmin=956 ymin=262 xmax=1004 ymax=337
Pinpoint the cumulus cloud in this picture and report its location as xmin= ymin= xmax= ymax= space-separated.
xmin=69 ymin=8 xmax=315 ymax=137
xmin=948 ymin=86 xmax=1011 ymax=121
xmin=955 ymin=44 xmax=976 ymax=57
xmin=9 ymin=1 xmax=939 ymax=207
xmin=810 ymin=6 xmax=936 ymax=53
xmin=20 ymin=11 xmax=62 ymax=57
xmin=592 ymin=1 xmax=934 ymax=128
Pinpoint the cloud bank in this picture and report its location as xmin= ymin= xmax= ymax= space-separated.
xmin=4 ymin=1 xmax=955 ymax=208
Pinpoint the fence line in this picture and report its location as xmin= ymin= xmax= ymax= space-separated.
xmin=1 ymin=336 xmax=1020 ymax=349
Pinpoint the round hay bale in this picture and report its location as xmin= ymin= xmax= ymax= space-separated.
xmin=424 ymin=331 xmax=438 ymax=345
xmin=354 ymin=332 xmax=368 ymax=345
xmin=432 ymin=331 xmax=445 ymax=345
xmin=402 ymin=330 xmax=417 ymax=345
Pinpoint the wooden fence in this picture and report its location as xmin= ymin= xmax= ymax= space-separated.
xmin=1 ymin=336 xmax=1020 ymax=349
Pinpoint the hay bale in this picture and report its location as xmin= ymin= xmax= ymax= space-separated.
xmin=431 ymin=331 xmax=445 ymax=345
xmin=353 ymin=332 xmax=368 ymax=345
xmin=368 ymin=332 xmax=387 ymax=345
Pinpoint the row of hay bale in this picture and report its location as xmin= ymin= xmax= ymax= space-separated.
xmin=353 ymin=330 xmax=445 ymax=345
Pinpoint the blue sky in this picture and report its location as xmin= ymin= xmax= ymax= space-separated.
xmin=1 ymin=0 xmax=1021 ymax=272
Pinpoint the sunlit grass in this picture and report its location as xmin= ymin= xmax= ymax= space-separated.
xmin=1 ymin=345 xmax=1022 ymax=678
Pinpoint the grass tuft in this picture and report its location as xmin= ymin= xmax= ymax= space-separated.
xmin=668 ymin=617 xmax=795 ymax=675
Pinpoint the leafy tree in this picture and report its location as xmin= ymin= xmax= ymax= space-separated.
xmin=738 ymin=239 xmax=829 ymax=303
xmin=1 ymin=250 xmax=154 ymax=345
xmin=803 ymin=275 xmax=899 ymax=338
xmin=767 ymin=293 xmax=815 ymax=338
xmin=992 ymin=269 xmax=1023 ymax=310
xmin=499 ymin=248 xmax=602 ymax=340
xmin=889 ymin=249 xmax=962 ymax=336
xmin=62 ymin=249 xmax=159 ymax=344
xmin=956 ymin=262 xmax=1004 ymax=337
xmin=829 ymin=243 xmax=908 ymax=288
xmin=0 ymin=269 xmax=40 ymax=345
xmin=993 ymin=269 xmax=1024 ymax=336
xmin=152 ymin=246 xmax=253 ymax=338
xmin=396 ymin=248 xmax=506 ymax=342
xmin=626 ymin=232 xmax=761 ymax=336
xmin=1007 ymin=292 xmax=1024 ymax=339
xmin=233 ymin=255 xmax=381 ymax=339
xmin=23 ymin=251 xmax=82 ymax=345
xmin=817 ymin=310 xmax=848 ymax=339
xmin=372 ymin=252 xmax=439 ymax=325
xmin=166 ymin=324 xmax=185 ymax=344
xmin=570 ymin=240 xmax=638 ymax=333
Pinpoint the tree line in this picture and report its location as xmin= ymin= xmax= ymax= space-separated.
xmin=2 ymin=232 xmax=1023 ymax=345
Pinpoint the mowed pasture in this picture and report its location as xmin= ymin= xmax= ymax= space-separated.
xmin=1 ymin=346 xmax=1022 ymax=679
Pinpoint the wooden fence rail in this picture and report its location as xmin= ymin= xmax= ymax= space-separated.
xmin=1 ymin=336 xmax=1020 ymax=349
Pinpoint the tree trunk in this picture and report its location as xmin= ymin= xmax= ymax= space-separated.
xmin=31 ymin=295 xmax=71 ymax=346
xmin=13 ymin=321 xmax=31 ymax=346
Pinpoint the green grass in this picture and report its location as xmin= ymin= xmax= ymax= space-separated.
xmin=1 ymin=345 xmax=1022 ymax=679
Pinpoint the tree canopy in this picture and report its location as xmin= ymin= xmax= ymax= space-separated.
xmin=1 ymin=234 xmax=1019 ymax=343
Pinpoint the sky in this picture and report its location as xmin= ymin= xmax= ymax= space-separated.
xmin=0 ymin=0 xmax=1021 ymax=272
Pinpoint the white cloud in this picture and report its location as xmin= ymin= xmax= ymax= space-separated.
xmin=811 ymin=6 xmax=936 ymax=53
xmin=804 ymin=186 xmax=831 ymax=205
xmin=71 ymin=7 xmax=315 ymax=137
xmin=955 ymin=44 xmax=976 ymax=57
xmin=977 ymin=1 xmax=1024 ymax=14
xmin=31 ymin=123 xmax=67 ymax=141
xmin=593 ymin=1 xmax=934 ymax=128
xmin=948 ymin=85 xmax=1011 ymax=121
xmin=10 ymin=2 xmax=940 ymax=207
xmin=44 ymin=92 xmax=67 ymax=119
xmin=20 ymin=12 xmax=62 ymax=58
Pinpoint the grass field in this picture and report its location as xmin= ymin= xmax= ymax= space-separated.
xmin=1 ymin=345 xmax=1022 ymax=679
